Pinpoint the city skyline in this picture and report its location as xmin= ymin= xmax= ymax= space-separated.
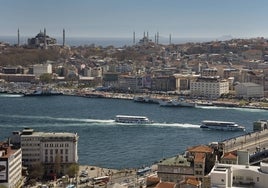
xmin=1 ymin=0 xmax=268 ymax=39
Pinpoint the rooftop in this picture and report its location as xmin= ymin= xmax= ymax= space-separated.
xmin=159 ymin=155 xmax=191 ymax=167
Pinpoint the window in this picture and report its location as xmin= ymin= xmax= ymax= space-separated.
xmin=50 ymin=149 xmax=53 ymax=155
xmin=65 ymin=149 xmax=68 ymax=154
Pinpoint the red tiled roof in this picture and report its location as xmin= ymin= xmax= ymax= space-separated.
xmin=155 ymin=182 xmax=176 ymax=188
xmin=187 ymin=145 xmax=213 ymax=153
xmin=223 ymin=152 xmax=237 ymax=160
xmin=194 ymin=152 xmax=206 ymax=163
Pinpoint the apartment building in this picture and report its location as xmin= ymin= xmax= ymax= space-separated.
xmin=33 ymin=63 xmax=52 ymax=78
xmin=0 ymin=142 xmax=22 ymax=188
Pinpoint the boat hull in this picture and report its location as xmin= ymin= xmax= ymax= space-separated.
xmin=200 ymin=120 xmax=245 ymax=131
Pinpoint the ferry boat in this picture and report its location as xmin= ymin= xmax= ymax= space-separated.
xmin=200 ymin=120 xmax=245 ymax=131
xmin=159 ymin=99 xmax=196 ymax=107
xmin=115 ymin=115 xmax=152 ymax=124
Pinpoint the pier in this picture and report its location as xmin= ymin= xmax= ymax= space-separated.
xmin=221 ymin=128 xmax=268 ymax=164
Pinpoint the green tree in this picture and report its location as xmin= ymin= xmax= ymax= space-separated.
xmin=28 ymin=162 xmax=44 ymax=180
xmin=66 ymin=163 xmax=79 ymax=178
xmin=39 ymin=73 xmax=53 ymax=83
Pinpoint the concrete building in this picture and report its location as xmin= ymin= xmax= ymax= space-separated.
xmin=0 ymin=142 xmax=22 ymax=188
xmin=33 ymin=63 xmax=52 ymax=78
xmin=190 ymin=77 xmax=229 ymax=99
xmin=201 ymin=68 xmax=218 ymax=77
xmin=235 ymin=82 xmax=264 ymax=99
xmin=19 ymin=128 xmax=78 ymax=177
xmin=210 ymin=162 xmax=268 ymax=188
xmin=157 ymin=155 xmax=194 ymax=183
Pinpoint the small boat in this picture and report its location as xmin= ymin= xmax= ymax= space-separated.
xmin=159 ymin=99 xmax=196 ymax=107
xmin=200 ymin=120 xmax=245 ymax=131
xmin=115 ymin=115 xmax=152 ymax=124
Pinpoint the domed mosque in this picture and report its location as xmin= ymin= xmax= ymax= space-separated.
xmin=28 ymin=28 xmax=57 ymax=48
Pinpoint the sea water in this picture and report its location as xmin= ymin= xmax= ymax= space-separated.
xmin=0 ymin=95 xmax=267 ymax=169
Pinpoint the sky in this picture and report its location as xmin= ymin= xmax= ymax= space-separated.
xmin=1 ymin=0 xmax=268 ymax=39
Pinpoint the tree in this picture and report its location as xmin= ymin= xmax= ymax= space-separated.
xmin=28 ymin=162 xmax=44 ymax=180
xmin=54 ymin=154 xmax=61 ymax=177
xmin=66 ymin=163 xmax=79 ymax=178
xmin=39 ymin=73 xmax=53 ymax=83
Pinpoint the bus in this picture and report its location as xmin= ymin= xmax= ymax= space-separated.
xmin=93 ymin=176 xmax=110 ymax=184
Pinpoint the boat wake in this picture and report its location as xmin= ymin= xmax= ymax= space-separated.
xmin=197 ymin=105 xmax=268 ymax=112
xmin=151 ymin=122 xmax=200 ymax=128
xmin=0 ymin=114 xmax=200 ymax=129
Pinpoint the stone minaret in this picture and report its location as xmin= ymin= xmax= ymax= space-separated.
xmin=17 ymin=28 xmax=20 ymax=46
xmin=63 ymin=29 xmax=65 ymax=47
xmin=44 ymin=28 xmax=47 ymax=49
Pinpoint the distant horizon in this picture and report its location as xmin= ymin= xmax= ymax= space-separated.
xmin=0 ymin=34 xmax=261 ymax=47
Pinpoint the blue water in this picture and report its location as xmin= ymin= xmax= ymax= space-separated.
xmin=0 ymin=95 xmax=267 ymax=169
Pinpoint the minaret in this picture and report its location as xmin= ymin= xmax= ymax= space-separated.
xmin=63 ymin=29 xmax=65 ymax=47
xmin=169 ymin=34 xmax=171 ymax=45
xmin=133 ymin=31 xmax=135 ymax=45
xmin=157 ymin=32 xmax=159 ymax=44
xmin=17 ymin=28 xmax=20 ymax=46
xmin=44 ymin=28 xmax=47 ymax=49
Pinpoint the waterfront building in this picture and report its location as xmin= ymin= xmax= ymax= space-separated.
xmin=174 ymin=74 xmax=199 ymax=94
xmin=33 ymin=63 xmax=52 ymax=78
xmin=234 ymin=82 xmax=264 ymax=99
xmin=151 ymin=76 xmax=176 ymax=92
xmin=18 ymin=128 xmax=78 ymax=177
xmin=190 ymin=77 xmax=229 ymax=99
xmin=210 ymin=162 xmax=268 ymax=187
xmin=118 ymin=75 xmax=143 ymax=92
xmin=0 ymin=142 xmax=22 ymax=188
xmin=0 ymin=73 xmax=35 ymax=83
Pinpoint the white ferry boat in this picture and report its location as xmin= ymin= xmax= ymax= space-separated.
xmin=200 ymin=120 xmax=245 ymax=131
xmin=159 ymin=99 xmax=196 ymax=107
xmin=115 ymin=115 xmax=152 ymax=124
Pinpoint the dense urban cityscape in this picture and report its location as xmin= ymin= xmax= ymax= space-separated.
xmin=2 ymin=30 xmax=268 ymax=188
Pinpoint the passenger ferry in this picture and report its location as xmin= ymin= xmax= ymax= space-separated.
xmin=200 ymin=120 xmax=245 ymax=131
xmin=115 ymin=115 xmax=152 ymax=124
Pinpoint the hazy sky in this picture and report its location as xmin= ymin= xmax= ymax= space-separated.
xmin=1 ymin=0 xmax=268 ymax=39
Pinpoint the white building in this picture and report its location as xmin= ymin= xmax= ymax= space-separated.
xmin=0 ymin=143 xmax=22 ymax=188
xmin=33 ymin=63 xmax=52 ymax=78
xmin=20 ymin=128 xmax=78 ymax=177
xmin=235 ymin=82 xmax=264 ymax=99
xmin=190 ymin=77 xmax=229 ymax=99
xmin=210 ymin=162 xmax=268 ymax=188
